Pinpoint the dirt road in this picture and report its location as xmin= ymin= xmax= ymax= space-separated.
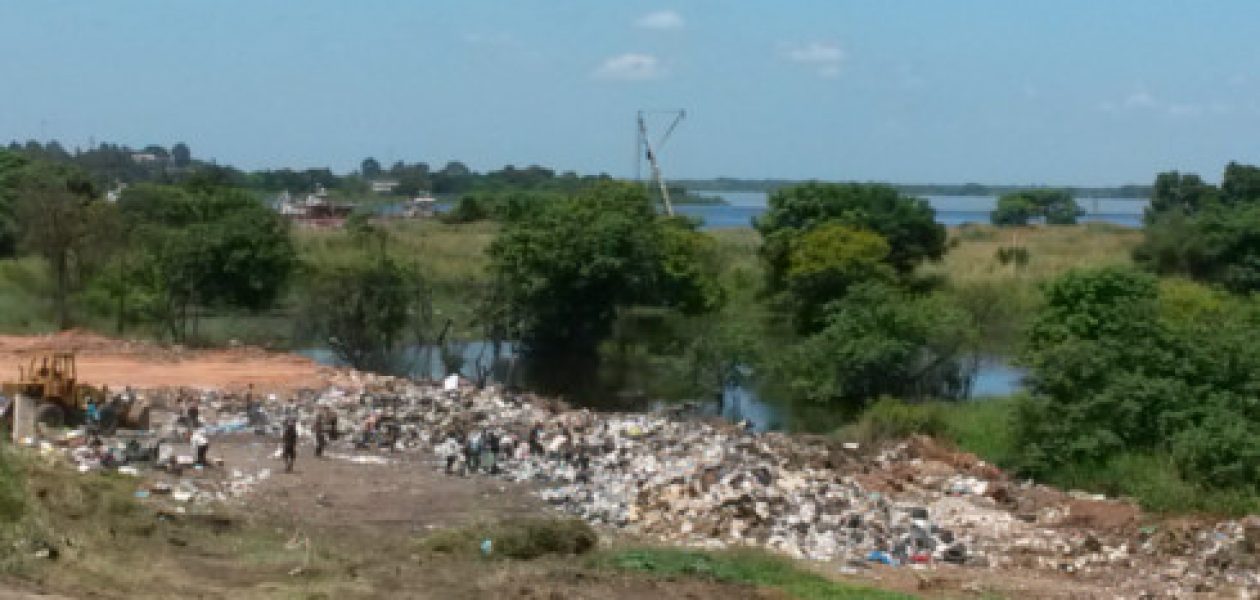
xmin=0 ymin=331 xmax=331 ymax=392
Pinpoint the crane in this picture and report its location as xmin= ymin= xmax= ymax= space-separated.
xmin=636 ymin=109 xmax=685 ymax=216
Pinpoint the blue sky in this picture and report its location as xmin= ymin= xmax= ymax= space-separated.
xmin=2 ymin=1 xmax=1259 ymax=185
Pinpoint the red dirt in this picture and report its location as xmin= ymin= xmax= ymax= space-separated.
xmin=0 ymin=331 xmax=333 ymax=392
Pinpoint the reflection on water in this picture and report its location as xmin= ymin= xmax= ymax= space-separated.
xmin=301 ymin=343 xmax=1026 ymax=433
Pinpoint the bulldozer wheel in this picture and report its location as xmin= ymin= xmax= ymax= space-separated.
xmin=35 ymin=402 xmax=65 ymax=431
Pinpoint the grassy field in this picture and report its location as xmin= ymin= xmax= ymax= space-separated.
xmin=930 ymin=222 xmax=1143 ymax=283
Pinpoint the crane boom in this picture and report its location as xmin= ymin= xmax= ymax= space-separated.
xmin=636 ymin=109 xmax=685 ymax=217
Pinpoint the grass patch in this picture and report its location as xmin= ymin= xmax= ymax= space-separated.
xmin=597 ymin=547 xmax=915 ymax=600
xmin=1043 ymin=452 xmax=1260 ymax=516
xmin=418 ymin=517 xmax=597 ymax=560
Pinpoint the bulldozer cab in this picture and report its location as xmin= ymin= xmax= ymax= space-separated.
xmin=18 ymin=352 xmax=80 ymax=406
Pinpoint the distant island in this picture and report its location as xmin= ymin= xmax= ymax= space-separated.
xmin=676 ymin=178 xmax=1152 ymax=199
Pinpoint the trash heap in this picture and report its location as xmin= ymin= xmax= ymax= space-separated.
xmin=235 ymin=376 xmax=1260 ymax=597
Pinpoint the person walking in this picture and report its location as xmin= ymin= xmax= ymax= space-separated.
xmin=192 ymin=427 xmax=210 ymax=467
xmin=314 ymin=407 xmax=336 ymax=458
xmin=282 ymin=418 xmax=298 ymax=473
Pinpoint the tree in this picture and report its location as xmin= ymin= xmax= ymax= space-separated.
xmin=0 ymin=150 xmax=28 ymax=256
xmin=990 ymin=190 xmax=1082 ymax=226
xmin=757 ymin=183 xmax=945 ymax=281
xmin=773 ymin=283 xmax=972 ymax=405
xmin=300 ymin=252 xmax=426 ymax=373
xmin=360 ymin=157 xmax=382 ymax=179
xmin=119 ymin=184 xmax=295 ymax=341
xmin=13 ymin=162 xmax=116 ymax=328
xmin=1221 ymin=161 xmax=1260 ymax=205
xmin=488 ymin=181 xmax=722 ymax=355
xmin=1014 ymin=267 xmax=1260 ymax=488
xmin=171 ymin=142 xmax=191 ymax=168
xmin=990 ymin=194 xmax=1036 ymax=226
xmin=1136 ymin=163 xmax=1260 ymax=293
xmin=1148 ymin=171 xmax=1216 ymax=222
xmin=783 ymin=224 xmax=893 ymax=331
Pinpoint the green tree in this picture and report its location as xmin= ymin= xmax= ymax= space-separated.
xmin=14 ymin=162 xmax=118 ymax=329
xmin=1221 ymin=161 xmax=1260 ymax=204
xmin=119 ymin=184 xmax=295 ymax=341
xmin=300 ymin=252 xmax=426 ymax=373
xmin=990 ymin=194 xmax=1036 ymax=226
xmin=1147 ymin=171 xmax=1217 ymax=222
xmin=756 ymin=183 xmax=945 ymax=282
xmin=0 ymin=150 xmax=28 ymax=256
xmin=773 ymin=283 xmax=972 ymax=405
xmin=488 ymin=182 xmax=722 ymax=355
xmin=171 ymin=142 xmax=191 ymax=168
xmin=783 ymin=224 xmax=893 ymax=331
xmin=990 ymin=190 xmax=1082 ymax=226
xmin=1015 ymin=267 xmax=1260 ymax=489
xmin=360 ymin=157 xmax=382 ymax=179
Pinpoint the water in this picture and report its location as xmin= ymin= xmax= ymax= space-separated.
xmin=301 ymin=342 xmax=1024 ymax=433
xmin=677 ymin=192 xmax=1146 ymax=230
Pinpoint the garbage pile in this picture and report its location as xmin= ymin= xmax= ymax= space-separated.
xmin=232 ymin=374 xmax=1260 ymax=598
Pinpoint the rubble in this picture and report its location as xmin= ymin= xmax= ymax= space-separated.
xmin=20 ymin=370 xmax=1260 ymax=598
xmin=219 ymin=374 xmax=1257 ymax=598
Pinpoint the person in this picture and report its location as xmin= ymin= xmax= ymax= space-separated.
xmin=528 ymin=422 xmax=545 ymax=457
xmin=463 ymin=431 xmax=481 ymax=474
xmin=313 ymin=407 xmax=328 ymax=458
xmin=282 ymin=418 xmax=298 ymax=473
xmin=84 ymin=397 xmax=100 ymax=435
xmin=186 ymin=398 xmax=200 ymax=429
xmin=191 ymin=427 xmax=210 ymax=467
xmin=483 ymin=428 xmax=500 ymax=474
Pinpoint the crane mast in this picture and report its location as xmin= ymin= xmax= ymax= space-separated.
xmin=636 ymin=109 xmax=685 ymax=216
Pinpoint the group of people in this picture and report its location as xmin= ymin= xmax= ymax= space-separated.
xmin=439 ymin=414 xmax=600 ymax=480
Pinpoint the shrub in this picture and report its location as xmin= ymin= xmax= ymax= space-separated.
xmin=419 ymin=518 xmax=597 ymax=560
xmin=836 ymin=397 xmax=947 ymax=445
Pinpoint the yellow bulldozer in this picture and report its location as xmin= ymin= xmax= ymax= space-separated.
xmin=1 ymin=352 xmax=150 ymax=433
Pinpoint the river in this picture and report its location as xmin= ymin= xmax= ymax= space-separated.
xmin=677 ymin=191 xmax=1146 ymax=229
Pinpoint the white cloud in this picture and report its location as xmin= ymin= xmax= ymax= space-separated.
xmin=782 ymin=41 xmax=846 ymax=78
xmin=1102 ymin=90 xmax=1229 ymax=119
xmin=635 ymin=10 xmax=684 ymax=30
xmin=593 ymin=53 xmax=663 ymax=81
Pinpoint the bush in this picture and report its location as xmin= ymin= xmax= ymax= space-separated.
xmin=836 ymin=397 xmax=948 ymax=445
xmin=1015 ymin=266 xmax=1260 ymax=497
xmin=774 ymin=284 xmax=973 ymax=405
xmin=419 ymin=518 xmax=597 ymax=560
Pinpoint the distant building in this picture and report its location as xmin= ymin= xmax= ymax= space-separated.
xmin=403 ymin=194 xmax=437 ymax=218
xmin=130 ymin=152 xmax=159 ymax=164
xmin=105 ymin=182 xmax=128 ymax=203
xmin=370 ymin=179 xmax=399 ymax=194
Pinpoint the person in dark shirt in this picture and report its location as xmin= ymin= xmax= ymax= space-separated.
xmin=282 ymin=419 xmax=298 ymax=473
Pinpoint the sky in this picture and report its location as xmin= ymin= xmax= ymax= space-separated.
xmin=2 ymin=1 xmax=1259 ymax=186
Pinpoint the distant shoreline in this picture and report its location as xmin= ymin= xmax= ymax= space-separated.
xmin=676 ymin=179 xmax=1151 ymax=199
